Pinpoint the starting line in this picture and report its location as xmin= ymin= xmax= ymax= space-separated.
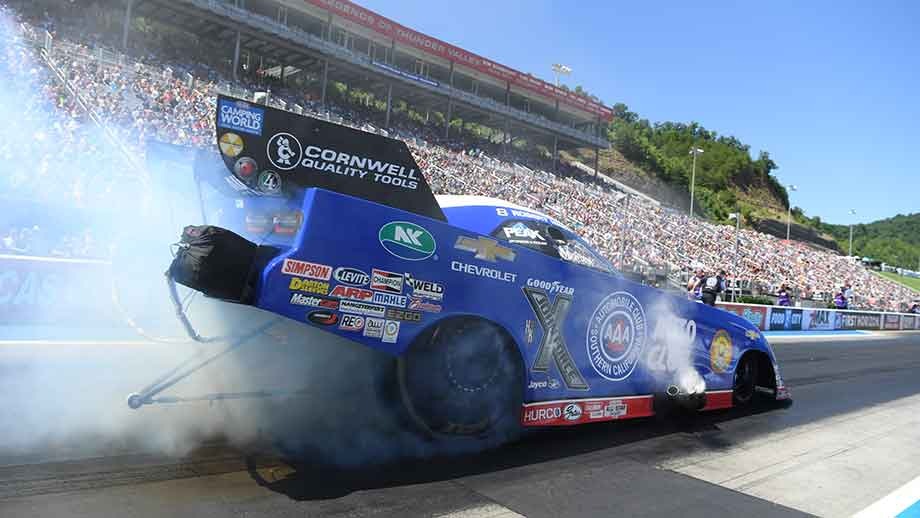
xmin=855 ymin=474 xmax=920 ymax=518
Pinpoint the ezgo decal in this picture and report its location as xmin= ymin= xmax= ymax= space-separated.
xmin=710 ymin=329 xmax=734 ymax=373
xmin=586 ymin=292 xmax=647 ymax=381
xmin=378 ymin=222 xmax=436 ymax=261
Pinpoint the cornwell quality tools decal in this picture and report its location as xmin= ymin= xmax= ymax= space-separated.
xmin=586 ymin=291 xmax=647 ymax=381
xmin=523 ymin=287 xmax=589 ymax=390
xmin=710 ymin=329 xmax=733 ymax=373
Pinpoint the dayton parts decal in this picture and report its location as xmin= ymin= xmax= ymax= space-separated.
xmin=586 ymin=292 xmax=647 ymax=381
xmin=523 ymin=287 xmax=588 ymax=390
xmin=379 ymin=222 xmax=436 ymax=261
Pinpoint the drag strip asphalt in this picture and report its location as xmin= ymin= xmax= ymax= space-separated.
xmin=1 ymin=332 xmax=919 ymax=517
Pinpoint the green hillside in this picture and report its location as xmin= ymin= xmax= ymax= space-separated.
xmin=878 ymin=271 xmax=920 ymax=292
xmin=802 ymin=213 xmax=920 ymax=268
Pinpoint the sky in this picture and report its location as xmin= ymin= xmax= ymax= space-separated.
xmin=358 ymin=0 xmax=919 ymax=225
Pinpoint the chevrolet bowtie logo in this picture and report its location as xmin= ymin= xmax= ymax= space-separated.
xmin=454 ymin=236 xmax=516 ymax=262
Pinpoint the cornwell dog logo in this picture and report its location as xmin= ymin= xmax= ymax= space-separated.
xmin=586 ymin=292 xmax=647 ymax=381
xmin=523 ymin=287 xmax=588 ymax=390
xmin=266 ymin=132 xmax=302 ymax=171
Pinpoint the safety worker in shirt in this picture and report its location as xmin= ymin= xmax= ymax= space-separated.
xmin=699 ymin=269 xmax=726 ymax=307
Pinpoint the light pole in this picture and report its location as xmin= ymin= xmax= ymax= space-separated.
xmin=785 ymin=184 xmax=798 ymax=241
xmin=688 ymin=147 xmax=704 ymax=217
xmin=728 ymin=211 xmax=741 ymax=302
xmin=551 ymin=63 xmax=572 ymax=87
xmin=847 ymin=208 xmax=857 ymax=257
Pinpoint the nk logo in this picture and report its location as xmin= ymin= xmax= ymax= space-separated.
xmin=523 ymin=287 xmax=588 ymax=390
xmin=379 ymin=221 xmax=436 ymax=261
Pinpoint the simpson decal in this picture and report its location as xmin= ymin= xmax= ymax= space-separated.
xmin=523 ymin=287 xmax=588 ymax=390
xmin=710 ymin=330 xmax=733 ymax=373
xmin=282 ymin=259 xmax=332 ymax=281
xmin=586 ymin=292 xmax=647 ymax=381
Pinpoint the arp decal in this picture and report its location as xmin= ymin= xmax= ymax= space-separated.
xmin=586 ymin=291 xmax=647 ymax=381
xmin=370 ymin=269 xmax=404 ymax=294
xmin=329 ymin=285 xmax=374 ymax=301
xmin=282 ymin=259 xmax=332 ymax=281
xmin=307 ymin=310 xmax=338 ymax=326
xmin=523 ymin=287 xmax=588 ymax=390
xmin=378 ymin=221 xmax=436 ymax=261
xmin=454 ymin=235 xmax=516 ymax=262
xmin=333 ymin=267 xmax=369 ymax=287
xmin=710 ymin=329 xmax=733 ymax=373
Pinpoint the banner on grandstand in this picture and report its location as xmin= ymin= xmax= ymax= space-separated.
xmin=801 ymin=309 xmax=835 ymax=330
xmin=718 ymin=303 xmax=768 ymax=330
xmin=834 ymin=311 xmax=882 ymax=330
xmin=883 ymin=314 xmax=901 ymax=330
xmin=0 ymin=255 xmax=115 ymax=325
xmin=766 ymin=308 xmax=803 ymax=331
xmin=209 ymin=95 xmax=446 ymax=221
xmin=303 ymin=0 xmax=612 ymax=119
xmin=903 ymin=315 xmax=918 ymax=330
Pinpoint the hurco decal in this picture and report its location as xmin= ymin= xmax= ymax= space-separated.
xmin=329 ymin=285 xmax=374 ymax=301
xmin=404 ymin=273 xmax=443 ymax=300
xmin=288 ymin=277 xmax=330 ymax=295
xmin=521 ymin=397 xmax=653 ymax=426
xmin=333 ymin=267 xmax=369 ymax=287
xmin=586 ymin=292 xmax=647 ymax=381
xmin=370 ymin=269 xmax=403 ymax=294
xmin=282 ymin=259 xmax=332 ymax=281
xmin=710 ymin=330 xmax=733 ymax=373
xmin=454 ymin=235 xmax=516 ymax=262
xmin=523 ymin=287 xmax=588 ymax=390
xmin=289 ymin=293 xmax=339 ymax=310
xmin=379 ymin=222 xmax=436 ymax=261
xmin=218 ymin=98 xmax=264 ymax=136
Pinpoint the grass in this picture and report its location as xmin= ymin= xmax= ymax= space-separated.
xmin=878 ymin=271 xmax=920 ymax=293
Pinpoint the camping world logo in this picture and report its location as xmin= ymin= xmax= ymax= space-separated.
xmin=586 ymin=291 xmax=647 ymax=381
xmin=378 ymin=221 xmax=436 ymax=261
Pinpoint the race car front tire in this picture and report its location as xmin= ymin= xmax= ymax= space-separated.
xmin=732 ymin=354 xmax=758 ymax=406
xmin=397 ymin=316 xmax=523 ymax=441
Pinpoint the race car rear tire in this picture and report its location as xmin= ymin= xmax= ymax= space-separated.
xmin=397 ymin=316 xmax=523 ymax=441
xmin=732 ymin=354 xmax=758 ymax=406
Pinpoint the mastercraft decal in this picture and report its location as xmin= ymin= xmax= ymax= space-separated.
xmin=378 ymin=222 xmax=436 ymax=261
xmin=289 ymin=293 xmax=339 ymax=310
xmin=710 ymin=329 xmax=733 ymax=373
xmin=218 ymin=98 xmax=264 ymax=136
xmin=586 ymin=291 xmax=647 ymax=381
xmin=282 ymin=259 xmax=332 ymax=281
xmin=523 ymin=287 xmax=588 ymax=390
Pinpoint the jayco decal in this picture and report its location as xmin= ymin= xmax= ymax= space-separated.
xmin=523 ymin=287 xmax=588 ymax=390
xmin=586 ymin=291 xmax=647 ymax=381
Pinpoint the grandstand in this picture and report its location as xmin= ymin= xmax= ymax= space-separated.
xmin=1 ymin=0 xmax=918 ymax=313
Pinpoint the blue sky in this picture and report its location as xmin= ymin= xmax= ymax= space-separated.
xmin=359 ymin=0 xmax=918 ymax=225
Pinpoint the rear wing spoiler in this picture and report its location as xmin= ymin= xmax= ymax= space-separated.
xmin=194 ymin=95 xmax=446 ymax=222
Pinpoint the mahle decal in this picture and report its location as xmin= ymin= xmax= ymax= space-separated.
xmin=379 ymin=221 xmax=436 ymax=261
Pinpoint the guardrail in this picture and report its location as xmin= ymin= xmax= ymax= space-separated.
xmin=716 ymin=301 xmax=920 ymax=332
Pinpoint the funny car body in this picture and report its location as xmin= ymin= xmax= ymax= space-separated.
xmin=135 ymin=96 xmax=791 ymax=441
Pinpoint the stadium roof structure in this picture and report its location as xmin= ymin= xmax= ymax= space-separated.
xmin=129 ymin=0 xmax=610 ymax=166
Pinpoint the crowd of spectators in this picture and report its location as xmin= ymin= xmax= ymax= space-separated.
xmin=1 ymin=2 xmax=917 ymax=311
